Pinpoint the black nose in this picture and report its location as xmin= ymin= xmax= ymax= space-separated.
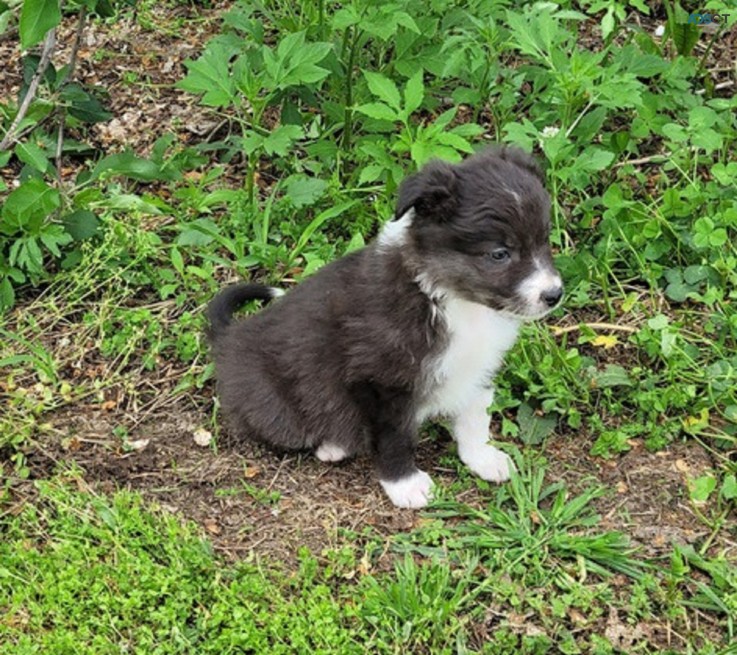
xmin=541 ymin=286 xmax=563 ymax=307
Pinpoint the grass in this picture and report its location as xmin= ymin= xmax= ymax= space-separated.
xmin=1 ymin=0 xmax=736 ymax=652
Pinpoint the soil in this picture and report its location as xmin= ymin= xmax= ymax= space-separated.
xmin=12 ymin=393 xmax=721 ymax=573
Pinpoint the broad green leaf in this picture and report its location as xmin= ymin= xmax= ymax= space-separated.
xmin=435 ymin=132 xmax=474 ymax=153
xmin=394 ymin=12 xmax=420 ymax=34
xmin=15 ymin=141 xmax=49 ymax=173
xmin=1 ymin=178 xmax=60 ymax=229
xmin=276 ymin=30 xmax=305 ymax=61
xmin=170 ymin=246 xmax=184 ymax=274
xmin=297 ymin=41 xmax=332 ymax=67
xmin=689 ymin=475 xmax=716 ymax=503
xmin=517 ymin=403 xmax=557 ymax=446
xmin=669 ymin=21 xmax=700 ymax=56
xmin=364 ymin=71 xmax=402 ymax=111
xmin=263 ymin=125 xmax=303 ymax=156
xmin=0 ymin=277 xmax=16 ymax=311
xmin=39 ymin=224 xmax=72 ymax=256
xmin=19 ymin=0 xmax=60 ymax=48
xmin=589 ymin=364 xmax=632 ymax=388
xmin=91 ymin=152 xmax=173 ymax=182
xmin=355 ymin=102 xmax=400 ymax=122
xmin=63 ymin=209 xmax=100 ymax=240
xmin=283 ymin=176 xmax=328 ymax=208
xmin=281 ymin=63 xmax=330 ymax=87
xmin=61 ymin=83 xmax=112 ymax=123
xmin=403 ymin=69 xmax=424 ymax=116
xmin=722 ymin=474 xmax=737 ymax=501
xmin=358 ymin=164 xmax=385 ymax=185
xmin=575 ymin=148 xmax=615 ymax=173
xmin=177 ymin=42 xmax=236 ymax=107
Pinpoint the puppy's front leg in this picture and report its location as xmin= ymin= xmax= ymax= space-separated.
xmin=453 ymin=387 xmax=512 ymax=483
xmin=370 ymin=392 xmax=433 ymax=509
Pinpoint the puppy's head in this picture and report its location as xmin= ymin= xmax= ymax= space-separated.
xmin=394 ymin=147 xmax=563 ymax=320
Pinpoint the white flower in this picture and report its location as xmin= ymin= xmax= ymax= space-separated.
xmin=654 ymin=25 xmax=665 ymax=37
xmin=541 ymin=126 xmax=560 ymax=139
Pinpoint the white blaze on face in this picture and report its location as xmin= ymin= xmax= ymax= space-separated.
xmin=517 ymin=257 xmax=563 ymax=317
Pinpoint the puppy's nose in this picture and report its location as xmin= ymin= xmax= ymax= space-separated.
xmin=541 ymin=286 xmax=563 ymax=307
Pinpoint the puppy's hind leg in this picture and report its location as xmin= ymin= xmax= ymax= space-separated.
xmin=453 ymin=387 xmax=513 ymax=483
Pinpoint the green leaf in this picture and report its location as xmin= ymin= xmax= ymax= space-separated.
xmin=689 ymin=475 xmax=716 ymax=503
xmin=358 ymin=164 xmax=385 ymax=185
xmin=262 ymin=125 xmax=303 ymax=156
xmin=61 ymin=83 xmax=112 ymax=123
xmin=292 ymin=201 xmax=357 ymax=258
xmin=90 ymin=152 xmax=173 ymax=182
xmin=669 ymin=21 xmax=700 ymax=57
xmin=39 ymin=224 xmax=72 ymax=256
xmin=63 ymin=210 xmax=100 ymax=241
xmin=0 ymin=277 xmax=16 ymax=311
xmin=283 ymin=175 xmax=328 ymax=208
xmin=177 ymin=42 xmax=236 ymax=107
xmin=355 ymin=102 xmax=400 ymax=122
xmin=19 ymin=0 xmax=60 ymax=49
xmin=517 ymin=403 xmax=557 ymax=446
xmin=1 ymin=178 xmax=60 ymax=229
xmin=403 ymin=69 xmax=424 ymax=116
xmin=722 ymin=474 xmax=737 ymax=501
xmin=170 ymin=246 xmax=184 ymax=274
xmin=601 ymin=8 xmax=615 ymax=38
xmin=589 ymin=364 xmax=632 ymax=388
xmin=576 ymin=148 xmax=615 ymax=172
xmin=281 ymin=63 xmax=330 ymax=87
xmin=15 ymin=141 xmax=49 ymax=173
xmin=364 ymin=71 xmax=402 ymax=111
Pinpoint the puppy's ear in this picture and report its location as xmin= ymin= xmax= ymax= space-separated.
xmin=396 ymin=160 xmax=458 ymax=220
xmin=499 ymin=146 xmax=545 ymax=183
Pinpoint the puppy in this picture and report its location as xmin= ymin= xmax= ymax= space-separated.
xmin=207 ymin=147 xmax=562 ymax=508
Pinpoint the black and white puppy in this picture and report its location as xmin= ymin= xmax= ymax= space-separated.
xmin=207 ymin=147 xmax=562 ymax=509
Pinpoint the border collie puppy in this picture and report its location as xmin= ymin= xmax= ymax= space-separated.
xmin=207 ymin=147 xmax=562 ymax=509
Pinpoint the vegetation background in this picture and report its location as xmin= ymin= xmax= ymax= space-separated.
xmin=0 ymin=0 xmax=735 ymax=652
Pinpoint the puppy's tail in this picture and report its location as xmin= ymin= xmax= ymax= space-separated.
xmin=206 ymin=283 xmax=284 ymax=339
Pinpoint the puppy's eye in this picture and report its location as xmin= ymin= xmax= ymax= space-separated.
xmin=488 ymin=248 xmax=510 ymax=262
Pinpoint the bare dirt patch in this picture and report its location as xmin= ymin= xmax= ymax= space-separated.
xmin=10 ymin=390 xmax=725 ymax=574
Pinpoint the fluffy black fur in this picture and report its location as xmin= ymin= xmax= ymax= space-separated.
xmin=207 ymin=146 xmax=557 ymax=493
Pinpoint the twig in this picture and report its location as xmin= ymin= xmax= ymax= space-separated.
xmin=56 ymin=6 xmax=88 ymax=178
xmin=0 ymin=28 xmax=57 ymax=151
xmin=696 ymin=80 xmax=735 ymax=96
xmin=614 ymin=154 xmax=668 ymax=168
xmin=549 ymin=322 xmax=639 ymax=335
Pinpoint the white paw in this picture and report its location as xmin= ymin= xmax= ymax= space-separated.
xmin=315 ymin=442 xmax=349 ymax=462
xmin=380 ymin=470 xmax=434 ymax=509
xmin=459 ymin=444 xmax=513 ymax=482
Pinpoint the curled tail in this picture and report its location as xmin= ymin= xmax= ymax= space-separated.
xmin=206 ymin=283 xmax=283 ymax=339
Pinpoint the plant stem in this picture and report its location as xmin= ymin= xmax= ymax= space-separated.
xmin=0 ymin=28 xmax=57 ymax=151
xmin=341 ymin=26 xmax=361 ymax=153
xmin=56 ymin=6 xmax=88 ymax=181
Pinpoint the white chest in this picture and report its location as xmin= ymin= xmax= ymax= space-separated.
xmin=418 ymin=295 xmax=520 ymax=420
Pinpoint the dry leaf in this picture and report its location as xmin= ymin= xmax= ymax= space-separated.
xmin=127 ymin=439 xmax=150 ymax=451
xmin=674 ymin=459 xmax=689 ymax=473
xmin=244 ymin=465 xmax=261 ymax=479
xmin=204 ymin=518 xmax=221 ymax=535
